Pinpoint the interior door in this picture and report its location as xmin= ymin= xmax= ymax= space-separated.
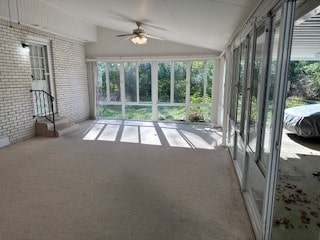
xmin=30 ymin=44 xmax=51 ymax=92
xmin=29 ymin=43 xmax=53 ymax=115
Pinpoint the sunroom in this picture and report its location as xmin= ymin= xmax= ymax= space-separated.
xmin=0 ymin=0 xmax=319 ymax=239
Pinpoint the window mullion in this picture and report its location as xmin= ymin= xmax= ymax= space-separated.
xmin=136 ymin=63 xmax=140 ymax=103
xmin=120 ymin=62 xmax=125 ymax=118
xmin=185 ymin=61 xmax=191 ymax=121
xmin=170 ymin=62 xmax=174 ymax=103
xmin=106 ymin=63 xmax=111 ymax=102
xmin=203 ymin=60 xmax=208 ymax=103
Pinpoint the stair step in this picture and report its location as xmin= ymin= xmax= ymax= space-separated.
xmin=35 ymin=115 xmax=79 ymax=137
xmin=55 ymin=123 xmax=80 ymax=137
xmin=36 ymin=116 xmax=69 ymax=130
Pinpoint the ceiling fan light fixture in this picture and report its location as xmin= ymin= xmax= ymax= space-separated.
xmin=131 ymin=36 xmax=147 ymax=45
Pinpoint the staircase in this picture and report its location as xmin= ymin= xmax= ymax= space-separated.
xmin=35 ymin=115 xmax=80 ymax=137
xmin=30 ymin=89 xmax=79 ymax=138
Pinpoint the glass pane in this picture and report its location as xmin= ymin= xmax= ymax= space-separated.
xmin=108 ymin=63 xmax=121 ymax=102
xmin=40 ymin=58 xmax=44 ymax=68
xmin=189 ymin=106 xmax=211 ymax=122
xmin=124 ymin=62 xmax=137 ymax=102
xmin=41 ymin=70 xmax=46 ymax=80
xmin=190 ymin=61 xmax=205 ymax=103
xmin=31 ymin=69 xmax=36 ymax=81
xmin=248 ymin=30 xmax=266 ymax=151
xmin=272 ymin=5 xmax=320 ymax=240
xmin=206 ymin=60 xmax=213 ymax=100
xmin=139 ymin=62 xmax=151 ymax=102
xmin=39 ymin=70 xmax=43 ymax=81
xmin=158 ymin=106 xmax=186 ymax=121
xmin=174 ymin=61 xmax=186 ymax=103
xmin=229 ymin=48 xmax=240 ymax=121
xmin=30 ymin=46 xmax=36 ymax=56
xmin=125 ymin=106 xmax=152 ymax=120
xmin=98 ymin=105 xmax=122 ymax=118
xmin=247 ymin=154 xmax=266 ymax=216
xmin=158 ymin=62 xmax=171 ymax=103
xmin=37 ymin=46 xmax=42 ymax=56
xmin=261 ymin=11 xmax=281 ymax=169
xmin=245 ymin=28 xmax=267 ymax=220
xmin=34 ymin=57 xmax=39 ymax=68
xmin=236 ymin=42 xmax=247 ymax=127
xmin=34 ymin=69 xmax=40 ymax=80
xmin=97 ymin=62 xmax=107 ymax=103
xmin=227 ymin=121 xmax=236 ymax=158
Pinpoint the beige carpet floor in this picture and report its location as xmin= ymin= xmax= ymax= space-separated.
xmin=0 ymin=120 xmax=255 ymax=240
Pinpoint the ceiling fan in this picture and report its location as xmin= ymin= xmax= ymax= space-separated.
xmin=116 ymin=22 xmax=164 ymax=45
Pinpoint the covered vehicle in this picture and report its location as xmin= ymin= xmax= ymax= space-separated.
xmin=283 ymin=104 xmax=320 ymax=137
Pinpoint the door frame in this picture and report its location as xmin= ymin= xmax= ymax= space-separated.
xmin=28 ymin=36 xmax=57 ymax=113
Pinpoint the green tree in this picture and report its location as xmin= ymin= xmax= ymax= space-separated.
xmin=158 ymin=62 xmax=171 ymax=102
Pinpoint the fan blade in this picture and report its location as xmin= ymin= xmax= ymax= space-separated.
xmin=116 ymin=33 xmax=135 ymax=37
xmin=147 ymin=34 xmax=165 ymax=41
xmin=116 ymin=35 xmax=134 ymax=43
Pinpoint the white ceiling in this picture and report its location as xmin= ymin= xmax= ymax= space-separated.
xmin=43 ymin=0 xmax=258 ymax=51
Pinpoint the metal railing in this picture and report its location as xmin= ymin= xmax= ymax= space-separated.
xmin=30 ymin=89 xmax=56 ymax=136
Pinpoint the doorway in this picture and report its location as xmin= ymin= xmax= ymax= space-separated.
xmin=29 ymin=41 xmax=55 ymax=115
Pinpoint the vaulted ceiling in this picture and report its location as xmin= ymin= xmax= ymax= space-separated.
xmin=42 ymin=0 xmax=258 ymax=51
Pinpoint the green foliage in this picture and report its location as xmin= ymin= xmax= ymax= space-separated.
xmin=174 ymin=62 xmax=187 ymax=103
xmin=125 ymin=106 xmax=152 ymax=120
xmin=109 ymin=63 xmax=121 ymax=101
xmin=285 ymin=96 xmax=317 ymax=109
xmin=158 ymin=106 xmax=185 ymax=121
xmin=98 ymin=105 xmax=122 ymax=118
xmin=97 ymin=60 xmax=214 ymax=121
xmin=139 ymin=63 xmax=152 ymax=102
xmin=124 ymin=63 xmax=137 ymax=102
xmin=288 ymin=61 xmax=320 ymax=101
xmin=158 ymin=62 xmax=171 ymax=102
xmin=189 ymin=106 xmax=211 ymax=122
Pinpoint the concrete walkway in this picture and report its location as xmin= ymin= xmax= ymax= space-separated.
xmin=0 ymin=120 xmax=255 ymax=240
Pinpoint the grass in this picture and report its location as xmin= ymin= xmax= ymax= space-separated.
xmin=158 ymin=106 xmax=186 ymax=121
xmin=98 ymin=105 xmax=211 ymax=122
xmin=285 ymin=96 xmax=318 ymax=109
xmin=98 ymin=105 xmax=122 ymax=119
xmin=125 ymin=106 xmax=152 ymax=120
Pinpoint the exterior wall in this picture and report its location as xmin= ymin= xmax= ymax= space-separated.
xmin=0 ymin=18 xmax=90 ymax=143
xmin=51 ymin=39 xmax=89 ymax=122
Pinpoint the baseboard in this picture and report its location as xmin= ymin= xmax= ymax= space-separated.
xmin=0 ymin=136 xmax=10 ymax=148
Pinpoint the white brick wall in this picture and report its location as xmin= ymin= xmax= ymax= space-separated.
xmin=52 ymin=38 xmax=90 ymax=122
xmin=0 ymin=18 xmax=90 ymax=143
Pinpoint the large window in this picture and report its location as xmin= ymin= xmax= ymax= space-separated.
xmin=139 ymin=63 xmax=152 ymax=102
xmin=124 ymin=62 xmax=137 ymax=102
xmin=158 ymin=62 xmax=171 ymax=103
xmin=189 ymin=60 xmax=213 ymax=122
xmin=97 ymin=59 xmax=213 ymax=121
xmin=108 ymin=63 xmax=121 ymax=102
xmin=174 ymin=61 xmax=187 ymax=103
xmin=248 ymin=28 xmax=266 ymax=152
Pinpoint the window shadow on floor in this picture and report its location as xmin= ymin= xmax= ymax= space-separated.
xmin=82 ymin=119 xmax=222 ymax=150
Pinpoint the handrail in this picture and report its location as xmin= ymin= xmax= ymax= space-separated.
xmin=30 ymin=89 xmax=56 ymax=137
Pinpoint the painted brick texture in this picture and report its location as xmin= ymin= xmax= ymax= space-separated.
xmin=0 ymin=19 xmax=90 ymax=143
